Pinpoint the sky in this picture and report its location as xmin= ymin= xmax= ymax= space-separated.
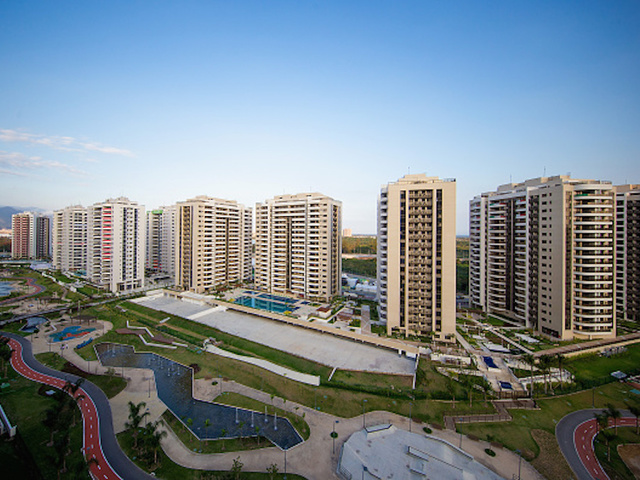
xmin=1 ymin=1 xmax=639 ymax=234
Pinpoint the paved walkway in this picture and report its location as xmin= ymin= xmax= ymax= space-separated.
xmin=24 ymin=320 xmax=544 ymax=480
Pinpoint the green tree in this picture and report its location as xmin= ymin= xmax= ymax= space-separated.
xmin=124 ymin=401 xmax=149 ymax=450
xmin=606 ymin=403 xmax=621 ymax=435
xmin=521 ymin=354 xmax=536 ymax=397
xmin=266 ymin=463 xmax=279 ymax=480
xmin=601 ymin=429 xmax=616 ymax=462
xmin=230 ymin=456 xmax=243 ymax=480
xmin=627 ymin=403 xmax=640 ymax=435
xmin=0 ymin=337 xmax=12 ymax=379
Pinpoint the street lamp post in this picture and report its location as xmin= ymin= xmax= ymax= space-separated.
xmin=516 ymin=449 xmax=522 ymax=480
xmin=332 ymin=420 xmax=339 ymax=454
xmin=362 ymin=399 xmax=368 ymax=429
xmin=409 ymin=402 xmax=413 ymax=433
xmin=284 ymin=448 xmax=287 ymax=480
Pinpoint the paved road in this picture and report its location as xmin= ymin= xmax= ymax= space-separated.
xmin=5 ymin=333 xmax=154 ymax=480
xmin=556 ymin=408 xmax=634 ymax=480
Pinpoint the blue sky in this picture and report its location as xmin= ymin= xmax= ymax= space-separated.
xmin=1 ymin=1 xmax=639 ymax=234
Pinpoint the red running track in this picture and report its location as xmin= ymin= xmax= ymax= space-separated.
xmin=8 ymin=338 xmax=122 ymax=480
xmin=573 ymin=416 xmax=637 ymax=480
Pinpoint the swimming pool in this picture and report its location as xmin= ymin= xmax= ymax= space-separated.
xmin=235 ymin=296 xmax=298 ymax=314
xmin=49 ymin=325 xmax=95 ymax=343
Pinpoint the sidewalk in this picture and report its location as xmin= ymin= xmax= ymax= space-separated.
xmin=26 ymin=321 xmax=544 ymax=480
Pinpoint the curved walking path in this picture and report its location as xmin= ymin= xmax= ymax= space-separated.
xmin=0 ymin=277 xmax=44 ymax=306
xmin=556 ymin=409 xmax=635 ymax=480
xmin=4 ymin=333 xmax=154 ymax=480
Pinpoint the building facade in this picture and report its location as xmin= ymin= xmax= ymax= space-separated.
xmin=146 ymin=205 xmax=177 ymax=277
xmin=377 ymin=174 xmax=457 ymax=341
xmin=255 ymin=193 xmax=342 ymax=301
xmin=11 ymin=212 xmax=50 ymax=259
xmin=470 ymin=176 xmax=617 ymax=340
xmin=87 ymin=197 xmax=145 ymax=293
xmin=52 ymin=205 xmax=87 ymax=272
xmin=615 ymin=185 xmax=640 ymax=323
xmin=175 ymin=196 xmax=252 ymax=293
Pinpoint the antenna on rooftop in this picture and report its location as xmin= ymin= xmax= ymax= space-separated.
xmin=543 ymin=166 xmax=546 ymax=177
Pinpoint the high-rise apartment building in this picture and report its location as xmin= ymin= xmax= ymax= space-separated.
xmin=175 ymin=196 xmax=252 ymax=293
xmin=255 ymin=193 xmax=342 ymax=301
xmin=11 ymin=212 xmax=50 ymax=259
xmin=615 ymin=185 xmax=640 ymax=323
xmin=146 ymin=206 xmax=177 ymax=277
xmin=53 ymin=205 xmax=87 ymax=272
xmin=377 ymin=174 xmax=457 ymax=341
xmin=87 ymin=197 xmax=145 ymax=293
xmin=470 ymin=176 xmax=617 ymax=340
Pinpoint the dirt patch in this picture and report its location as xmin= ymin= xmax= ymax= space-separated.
xmin=189 ymin=363 xmax=201 ymax=374
xmin=62 ymin=361 xmax=90 ymax=378
xmin=618 ymin=444 xmax=640 ymax=478
xmin=530 ymin=429 xmax=577 ymax=480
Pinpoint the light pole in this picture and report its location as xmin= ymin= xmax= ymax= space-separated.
xmin=332 ymin=420 xmax=339 ymax=454
xmin=284 ymin=448 xmax=287 ymax=479
xmin=362 ymin=399 xmax=368 ymax=429
xmin=409 ymin=402 xmax=413 ymax=433
xmin=515 ymin=449 xmax=522 ymax=480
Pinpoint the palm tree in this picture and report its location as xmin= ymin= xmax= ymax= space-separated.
xmin=521 ymin=353 xmax=536 ymax=397
xmin=595 ymin=412 xmax=609 ymax=433
xmin=141 ymin=420 xmax=167 ymax=465
xmin=255 ymin=425 xmax=261 ymax=445
xmin=627 ymin=403 xmax=640 ymax=435
xmin=555 ymin=353 xmax=565 ymax=390
xmin=602 ymin=429 xmax=616 ymax=461
xmin=220 ymin=428 xmax=228 ymax=451
xmin=538 ymin=355 xmax=553 ymax=394
xmin=606 ymin=403 xmax=621 ymax=435
xmin=62 ymin=377 xmax=85 ymax=397
xmin=0 ymin=338 xmax=12 ymax=379
xmin=43 ymin=407 xmax=59 ymax=446
xmin=124 ymin=401 xmax=149 ymax=450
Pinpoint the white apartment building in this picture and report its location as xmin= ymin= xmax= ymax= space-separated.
xmin=255 ymin=193 xmax=342 ymax=302
xmin=11 ymin=212 xmax=50 ymax=259
xmin=87 ymin=197 xmax=145 ymax=293
xmin=470 ymin=176 xmax=617 ymax=340
xmin=52 ymin=205 xmax=87 ymax=272
xmin=377 ymin=174 xmax=457 ymax=342
xmin=146 ymin=205 xmax=177 ymax=277
xmin=175 ymin=196 xmax=252 ymax=293
xmin=615 ymin=185 xmax=640 ymax=323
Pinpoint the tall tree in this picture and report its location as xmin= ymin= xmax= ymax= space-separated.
xmin=124 ymin=401 xmax=149 ymax=450
xmin=606 ymin=403 xmax=621 ymax=435
xmin=521 ymin=353 xmax=536 ymax=398
xmin=627 ymin=403 xmax=640 ymax=435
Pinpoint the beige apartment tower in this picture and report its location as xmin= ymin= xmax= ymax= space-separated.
xmin=615 ymin=185 xmax=640 ymax=323
xmin=470 ymin=176 xmax=617 ymax=340
xmin=53 ymin=205 xmax=87 ymax=272
xmin=255 ymin=193 xmax=342 ymax=302
xmin=175 ymin=196 xmax=252 ymax=293
xmin=377 ymin=174 xmax=457 ymax=342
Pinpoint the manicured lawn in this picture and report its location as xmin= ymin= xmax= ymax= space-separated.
xmin=117 ymin=430 xmax=306 ymax=479
xmin=594 ymin=427 xmax=640 ymax=480
xmin=565 ymin=344 xmax=640 ymax=384
xmin=458 ymin=382 xmax=637 ymax=458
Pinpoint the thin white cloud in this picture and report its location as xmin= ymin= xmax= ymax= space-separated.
xmin=0 ymin=167 xmax=28 ymax=177
xmin=0 ymin=151 xmax=88 ymax=176
xmin=0 ymin=129 xmax=134 ymax=157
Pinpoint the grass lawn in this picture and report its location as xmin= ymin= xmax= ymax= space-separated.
xmin=214 ymin=392 xmax=310 ymax=440
xmin=73 ymin=302 xmax=499 ymax=423
xmin=1 ymin=364 xmax=86 ymax=479
xmin=565 ymin=344 xmax=640 ymax=384
xmin=594 ymin=427 xmax=640 ymax=480
xmin=35 ymin=351 xmax=127 ymax=398
xmin=117 ymin=430 xmax=306 ymax=479
xmin=458 ymin=382 xmax=637 ymax=459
